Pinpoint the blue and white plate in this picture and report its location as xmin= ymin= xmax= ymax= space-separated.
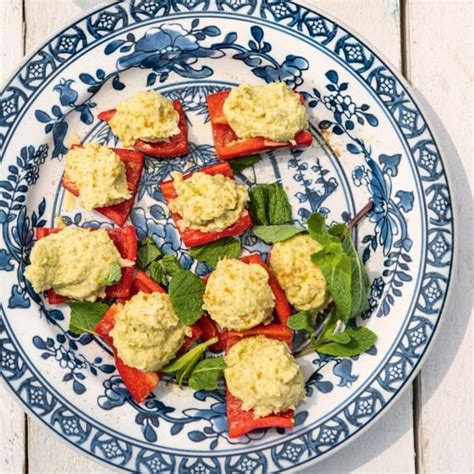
xmin=0 ymin=1 xmax=454 ymax=472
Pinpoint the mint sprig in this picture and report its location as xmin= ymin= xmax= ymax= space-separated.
xmin=308 ymin=212 xmax=370 ymax=322
xmin=68 ymin=301 xmax=109 ymax=335
xmin=100 ymin=263 xmax=122 ymax=286
xmin=190 ymin=237 xmax=241 ymax=268
xmin=248 ymin=182 xmax=292 ymax=226
xmin=229 ymin=154 xmax=262 ymax=174
xmin=136 ymin=238 xmax=184 ymax=287
xmin=188 ymin=357 xmax=226 ymax=391
xmin=162 ymin=337 xmax=219 ymax=387
xmin=168 ymin=270 xmax=205 ymax=325
xmin=289 ymin=308 xmax=377 ymax=358
xmin=253 ymin=224 xmax=303 ymax=243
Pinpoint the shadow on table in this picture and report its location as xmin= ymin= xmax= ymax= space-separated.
xmin=410 ymin=91 xmax=472 ymax=405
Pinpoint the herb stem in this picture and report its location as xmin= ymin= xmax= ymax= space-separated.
xmin=348 ymin=201 xmax=373 ymax=230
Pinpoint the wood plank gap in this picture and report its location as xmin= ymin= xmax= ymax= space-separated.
xmin=399 ymin=0 xmax=409 ymax=78
xmin=21 ymin=0 xmax=27 ymax=55
xmin=412 ymin=375 xmax=423 ymax=474
xmin=23 ymin=413 xmax=29 ymax=474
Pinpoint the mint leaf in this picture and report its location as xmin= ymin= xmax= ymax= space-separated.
xmin=267 ymin=182 xmax=292 ymax=224
xmin=326 ymin=331 xmax=351 ymax=344
xmin=314 ymin=327 xmax=377 ymax=357
xmin=341 ymin=232 xmax=370 ymax=317
xmin=229 ymin=154 xmax=262 ymax=174
xmin=248 ymin=182 xmax=292 ymax=225
xmin=312 ymin=247 xmax=352 ymax=323
xmin=190 ymin=238 xmax=241 ymax=268
xmin=148 ymin=260 xmax=167 ymax=286
xmin=253 ymin=224 xmax=303 ymax=243
xmin=307 ymin=213 xmax=340 ymax=246
xmin=249 ymin=185 xmax=270 ymax=225
xmin=169 ymin=270 xmax=205 ymax=325
xmin=288 ymin=311 xmax=314 ymax=333
xmin=100 ymin=263 xmax=122 ymax=286
xmin=162 ymin=254 xmax=183 ymax=277
xmin=137 ymin=237 xmax=162 ymax=269
xmin=68 ymin=301 xmax=109 ymax=335
xmin=162 ymin=337 xmax=218 ymax=387
xmin=188 ymin=357 xmax=226 ymax=391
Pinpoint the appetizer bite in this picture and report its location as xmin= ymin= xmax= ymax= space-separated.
xmin=27 ymin=225 xmax=137 ymax=304
xmin=160 ymin=162 xmax=253 ymax=247
xmin=203 ymin=258 xmax=275 ymax=331
xmin=224 ymin=335 xmax=305 ymax=438
xmin=98 ymin=90 xmax=189 ymax=157
xmin=62 ymin=143 xmax=144 ymax=226
xmin=110 ymin=291 xmax=190 ymax=371
xmin=207 ymin=82 xmax=313 ymax=160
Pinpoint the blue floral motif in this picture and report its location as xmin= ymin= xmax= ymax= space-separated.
xmin=288 ymin=152 xmax=338 ymax=222
xmin=35 ymin=79 xmax=96 ymax=158
xmin=32 ymin=333 xmax=115 ymax=395
xmin=215 ymin=25 xmax=309 ymax=87
xmin=0 ymin=248 xmax=14 ymax=271
xmin=107 ymin=22 xmax=223 ymax=84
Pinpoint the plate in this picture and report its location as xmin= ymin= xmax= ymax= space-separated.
xmin=0 ymin=1 xmax=454 ymax=472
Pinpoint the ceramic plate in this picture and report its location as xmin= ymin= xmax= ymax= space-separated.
xmin=0 ymin=1 xmax=454 ymax=472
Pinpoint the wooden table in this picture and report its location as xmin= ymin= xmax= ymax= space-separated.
xmin=0 ymin=1 xmax=472 ymax=472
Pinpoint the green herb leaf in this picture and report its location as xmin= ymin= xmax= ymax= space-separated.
xmin=190 ymin=238 xmax=241 ymax=268
xmin=188 ymin=357 xmax=226 ymax=391
xmin=248 ymin=182 xmax=292 ymax=226
xmin=312 ymin=247 xmax=352 ymax=323
xmin=100 ymin=263 xmax=122 ymax=286
xmin=137 ymin=237 xmax=162 ymax=269
xmin=162 ymin=337 xmax=218 ymax=387
xmin=267 ymin=182 xmax=292 ymax=225
xmin=68 ymin=301 xmax=109 ymax=335
xmin=162 ymin=254 xmax=184 ymax=278
xmin=229 ymin=154 xmax=262 ymax=174
xmin=341 ymin=231 xmax=370 ymax=317
xmin=248 ymin=185 xmax=270 ymax=225
xmin=253 ymin=224 xmax=303 ymax=243
xmin=169 ymin=270 xmax=205 ymax=325
xmin=325 ymin=331 xmax=351 ymax=344
xmin=148 ymin=260 xmax=167 ymax=286
xmin=287 ymin=311 xmax=314 ymax=333
xmin=313 ymin=327 xmax=377 ymax=357
xmin=307 ymin=213 xmax=340 ymax=246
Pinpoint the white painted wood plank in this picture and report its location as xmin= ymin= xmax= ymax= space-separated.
xmin=0 ymin=1 xmax=27 ymax=474
xmin=24 ymin=0 xmax=82 ymax=55
xmin=23 ymin=1 xmax=110 ymax=473
xmin=405 ymin=1 xmax=473 ymax=473
xmin=0 ymin=0 xmax=24 ymax=83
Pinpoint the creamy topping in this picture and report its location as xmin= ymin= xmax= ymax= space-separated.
xmin=225 ymin=336 xmax=306 ymax=417
xmin=203 ymin=259 xmax=275 ymax=330
xmin=65 ymin=143 xmax=130 ymax=210
xmin=24 ymin=227 xmax=123 ymax=301
xmin=109 ymin=90 xmax=180 ymax=147
xmin=222 ymin=82 xmax=308 ymax=143
xmin=270 ymin=234 xmax=330 ymax=311
xmin=110 ymin=291 xmax=189 ymax=371
xmin=168 ymin=172 xmax=248 ymax=233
